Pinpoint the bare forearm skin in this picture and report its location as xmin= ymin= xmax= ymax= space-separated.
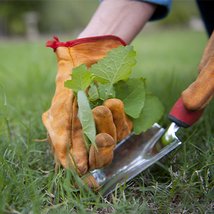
xmin=78 ymin=0 xmax=156 ymax=44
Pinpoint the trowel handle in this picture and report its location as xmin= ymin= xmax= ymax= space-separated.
xmin=168 ymin=97 xmax=203 ymax=128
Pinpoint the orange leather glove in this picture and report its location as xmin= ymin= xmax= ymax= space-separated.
xmin=42 ymin=36 xmax=132 ymax=177
xmin=182 ymin=31 xmax=214 ymax=110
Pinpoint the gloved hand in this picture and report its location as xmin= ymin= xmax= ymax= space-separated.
xmin=42 ymin=36 xmax=132 ymax=177
xmin=182 ymin=31 xmax=214 ymax=110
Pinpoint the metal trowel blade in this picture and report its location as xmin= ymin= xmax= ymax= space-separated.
xmin=91 ymin=123 xmax=181 ymax=197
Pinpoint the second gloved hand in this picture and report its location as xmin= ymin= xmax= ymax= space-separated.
xmin=182 ymin=31 xmax=214 ymax=110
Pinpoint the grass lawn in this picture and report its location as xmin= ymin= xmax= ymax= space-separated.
xmin=0 ymin=29 xmax=213 ymax=213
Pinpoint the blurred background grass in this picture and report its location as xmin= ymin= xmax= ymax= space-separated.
xmin=0 ymin=0 xmax=213 ymax=213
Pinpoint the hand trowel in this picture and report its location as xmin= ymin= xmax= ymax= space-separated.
xmin=90 ymin=97 xmax=203 ymax=196
xmin=89 ymin=31 xmax=214 ymax=196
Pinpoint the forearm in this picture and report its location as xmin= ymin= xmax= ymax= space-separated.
xmin=78 ymin=0 xmax=156 ymax=44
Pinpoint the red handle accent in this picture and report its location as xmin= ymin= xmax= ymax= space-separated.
xmin=168 ymin=97 xmax=204 ymax=128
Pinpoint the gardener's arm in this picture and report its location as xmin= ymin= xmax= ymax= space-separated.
xmin=78 ymin=0 xmax=171 ymax=44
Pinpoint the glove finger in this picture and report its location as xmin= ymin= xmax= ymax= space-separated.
xmin=103 ymin=98 xmax=132 ymax=142
xmin=182 ymin=57 xmax=214 ymax=110
xmin=70 ymin=97 xmax=88 ymax=176
xmin=89 ymin=133 xmax=115 ymax=170
xmin=92 ymin=105 xmax=117 ymax=141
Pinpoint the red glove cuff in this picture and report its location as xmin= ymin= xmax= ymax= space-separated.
xmin=46 ymin=35 xmax=126 ymax=51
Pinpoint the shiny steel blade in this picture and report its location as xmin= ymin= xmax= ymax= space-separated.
xmin=91 ymin=123 xmax=182 ymax=197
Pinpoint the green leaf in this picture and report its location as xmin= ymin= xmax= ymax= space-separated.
xmin=91 ymin=45 xmax=136 ymax=84
xmin=88 ymin=83 xmax=99 ymax=102
xmin=133 ymin=94 xmax=164 ymax=134
xmin=115 ymin=78 xmax=146 ymax=118
xmin=64 ymin=64 xmax=92 ymax=92
xmin=77 ymin=90 xmax=96 ymax=145
xmin=97 ymin=83 xmax=115 ymax=101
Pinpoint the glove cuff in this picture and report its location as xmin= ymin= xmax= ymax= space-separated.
xmin=46 ymin=35 xmax=126 ymax=68
xmin=46 ymin=35 xmax=126 ymax=51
